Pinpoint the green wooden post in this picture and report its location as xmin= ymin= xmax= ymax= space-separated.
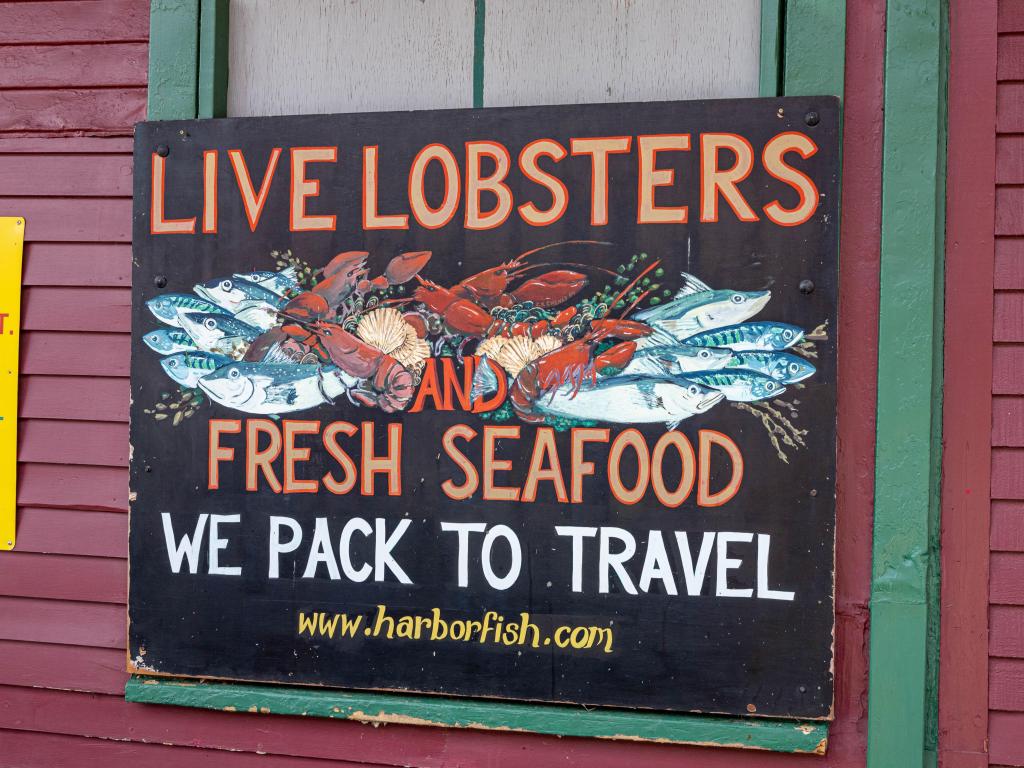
xmin=147 ymin=0 xmax=201 ymax=120
xmin=759 ymin=0 xmax=783 ymax=97
xmin=782 ymin=0 xmax=846 ymax=97
xmin=473 ymin=0 xmax=486 ymax=108
xmin=198 ymin=0 xmax=230 ymax=118
xmin=867 ymin=1 xmax=947 ymax=767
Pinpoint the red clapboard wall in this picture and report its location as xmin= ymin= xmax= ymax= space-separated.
xmin=992 ymin=2 xmax=1024 ymax=766
xmin=0 ymin=2 xmax=883 ymax=766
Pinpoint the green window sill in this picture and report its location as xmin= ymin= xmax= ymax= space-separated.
xmin=126 ymin=676 xmax=828 ymax=754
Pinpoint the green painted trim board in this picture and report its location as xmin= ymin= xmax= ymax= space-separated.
xmin=782 ymin=0 xmax=846 ymax=97
xmin=473 ymin=0 xmax=486 ymax=108
xmin=126 ymin=676 xmax=829 ymax=754
xmin=759 ymin=0 xmax=784 ymax=97
xmin=198 ymin=0 xmax=230 ymax=119
xmin=147 ymin=0 xmax=201 ymax=120
xmin=867 ymin=1 xmax=947 ymax=767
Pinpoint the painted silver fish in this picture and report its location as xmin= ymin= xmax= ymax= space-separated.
xmin=143 ymin=328 xmax=198 ymax=355
xmin=684 ymin=370 xmax=786 ymax=402
xmin=634 ymin=272 xmax=771 ymax=341
xmin=146 ymin=293 xmax=223 ymax=327
xmin=470 ymin=354 xmax=501 ymax=401
xmin=160 ymin=351 xmax=232 ymax=388
xmin=198 ymin=362 xmax=355 ymax=414
xmin=193 ymin=276 xmax=286 ymax=331
xmin=622 ymin=344 xmax=733 ymax=377
xmin=178 ymin=312 xmax=260 ymax=358
xmin=683 ymin=322 xmax=804 ymax=351
xmin=233 ymin=267 xmax=299 ymax=297
xmin=533 ymin=374 xmax=724 ymax=431
xmin=728 ymin=351 xmax=816 ymax=383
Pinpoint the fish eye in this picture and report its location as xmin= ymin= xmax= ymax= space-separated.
xmin=789 ymin=362 xmax=800 ymax=373
xmin=767 ymin=381 xmax=778 ymax=391
xmin=204 ymin=318 xmax=217 ymax=330
xmin=228 ymin=368 xmax=240 ymax=379
xmin=782 ymin=329 xmax=794 ymax=340
xmin=731 ymin=294 xmax=744 ymax=304
xmin=699 ymin=350 xmax=710 ymax=359
xmin=220 ymin=280 xmax=232 ymax=290
xmin=167 ymin=359 xmax=178 ymax=367
xmin=688 ymin=384 xmax=699 ymax=396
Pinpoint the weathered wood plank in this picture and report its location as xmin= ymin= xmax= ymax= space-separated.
xmin=0 ymin=730 xmax=368 ymax=768
xmin=18 ymin=463 xmax=127 ymax=512
xmin=0 ymin=641 xmax=126 ymax=695
xmin=997 ymin=137 xmax=1024 ymax=183
xmin=0 ymin=88 xmax=146 ymax=134
xmin=996 ymin=237 xmax=1024 ymax=289
xmin=0 ymin=154 xmax=133 ymax=197
xmin=227 ymin=0 xmax=475 ymax=116
xmin=0 ymin=1 xmax=150 ymax=44
xmin=992 ymin=605 xmax=1024 ymax=658
xmin=1000 ymin=3 xmax=1024 ymax=32
xmin=21 ymin=375 xmax=129 ymax=422
xmin=14 ymin=507 xmax=126 ymax=558
xmin=991 ymin=552 xmax=1024 ymax=605
xmin=0 ymin=43 xmax=148 ymax=89
xmin=21 ymin=332 xmax=129 ymax=377
xmin=990 ymin=712 xmax=1024 ymax=765
xmin=997 ymin=82 xmax=1024 ymax=131
xmin=0 ymin=198 xmax=131 ymax=242
xmin=994 ymin=396 xmax=1024 ymax=446
xmin=0 ymin=597 xmax=124 ymax=648
xmin=0 ymin=137 xmax=133 ymax=154
xmin=992 ymin=501 xmax=1024 ymax=551
xmin=994 ymin=291 xmax=1024 ymax=340
xmin=22 ymin=287 xmax=130 ymax=333
xmin=994 ymin=344 xmax=1024 ymax=394
xmin=19 ymin=420 xmax=128 ymax=467
xmin=0 ymin=685 xmax=793 ymax=768
xmin=992 ymin=448 xmax=1024 ymax=499
xmin=996 ymin=187 xmax=1024 ymax=236
xmin=0 ymin=552 xmax=126 ymax=604
xmin=999 ymin=33 xmax=1024 ymax=80
xmin=991 ymin=657 xmax=1024 ymax=711
xmin=484 ymin=0 xmax=759 ymax=107
xmin=23 ymin=243 xmax=131 ymax=287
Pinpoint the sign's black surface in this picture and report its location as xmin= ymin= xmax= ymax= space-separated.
xmin=129 ymin=98 xmax=839 ymax=719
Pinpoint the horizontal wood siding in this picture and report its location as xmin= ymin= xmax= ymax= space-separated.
xmin=992 ymin=6 xmax=1024 ymax=765
xmin=0 ymin=3 xmax=882 ymax=767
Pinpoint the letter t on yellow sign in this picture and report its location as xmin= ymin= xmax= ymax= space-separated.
xmin=0 ymin=218 xmax=24 ymax=550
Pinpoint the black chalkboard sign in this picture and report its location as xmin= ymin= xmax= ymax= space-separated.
xmin=129 ymin=97 xmax=839 ymax=720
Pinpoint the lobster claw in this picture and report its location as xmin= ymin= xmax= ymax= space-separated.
xmin=594 ymin=341 xmax=637 ymax=371
xmin=283 ymin=291 xmax=329 ymax=322
xmin=511 ymin=270 xmax=587 ymax=308
xmin=385 ymin=251 xmax=432 ymax=285
xmin=589 ymin=319 xmax=654 ymax=340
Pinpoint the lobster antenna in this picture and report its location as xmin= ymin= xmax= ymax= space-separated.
xmin=605 ymin=259 xmax=662 ymax=315
xmin=506 ymin=260 xmax=620 ymax=279
xmin=515 ymin=239 xmax=612 ymax=262
xmin=620 ymin=289 xmax=652 ymax=319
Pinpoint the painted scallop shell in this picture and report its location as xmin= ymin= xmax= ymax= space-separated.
xmin=495 ymin=335 xmax=562 ymax=378
xmin=356 ymin=307 xmax=429 ymax=373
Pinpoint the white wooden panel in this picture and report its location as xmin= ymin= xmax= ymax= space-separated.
xmin=483 ymin=0 xmax=760 ymax=107
xmin=227 ymin=0 xmax=476 ymax=117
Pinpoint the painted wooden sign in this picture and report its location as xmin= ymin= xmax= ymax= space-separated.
xmin=129 ymin=98 xmax=839 ymax=719
xmin=0 ymin=217 xmax=24 ymax=552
